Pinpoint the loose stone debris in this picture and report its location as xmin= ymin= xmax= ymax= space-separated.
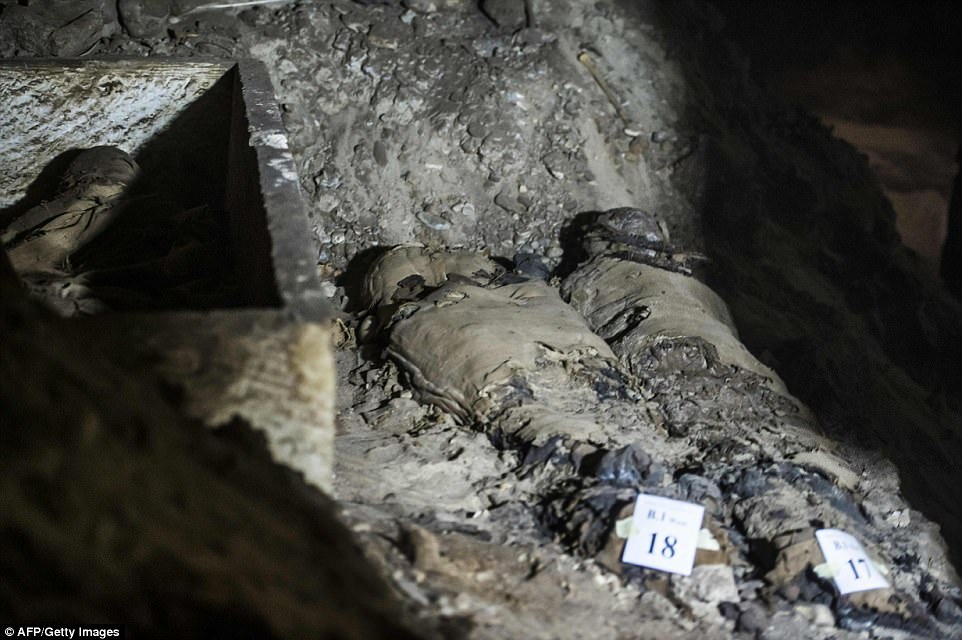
xmin=2 ymin=0 xmax=961 ymax=638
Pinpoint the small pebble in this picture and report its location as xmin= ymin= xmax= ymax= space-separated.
xmin=319 ymin=281 xmax=338 ymax=299
xmin=935 ymin=596 xmax=962 ymax=622
xmin=403 ymin=0 xmax=438 ymax=13
xmin=718 ymin=601 xmax=740 ymax=621
xmin=416 ymin=210 xmax=450 ymax=230
xmin=651 ymin=130 xmax=671 ymax=143
xmin=373 ymin=140 xmax=388 ymax=167
xmin=737 ymin=602 xmax=767 ymax=635
xmin=467 ymin=121 xmax=488 ymax=138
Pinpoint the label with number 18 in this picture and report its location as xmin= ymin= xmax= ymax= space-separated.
xmin=621 ymin=494 xmax=704 ymax=576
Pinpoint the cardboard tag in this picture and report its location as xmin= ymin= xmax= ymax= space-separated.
xmin=815 ymin=528 xmax=890 ymax=594
xmin=621 ymin=494 xmax=704 ymax=575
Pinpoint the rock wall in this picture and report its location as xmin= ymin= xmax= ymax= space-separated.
xmin=652 ymin=0 xmax=962 ymax=565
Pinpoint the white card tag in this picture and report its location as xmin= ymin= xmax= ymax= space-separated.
xmin=621 ymin=493 xmax=704 ymax=576
xmin=814 ymin=528 xmax=890 ymax=594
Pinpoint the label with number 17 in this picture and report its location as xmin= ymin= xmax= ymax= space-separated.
xmin=814 ymin=528 xmax=890 ymax=594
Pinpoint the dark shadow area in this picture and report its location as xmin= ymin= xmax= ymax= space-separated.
xmin=705 ymin=0 xmax=962 ymax=292
xmin=0 ymin=148 xmax=83 ymax=229
xmin=0 ymin=260 xmax=423 ymax=636
xmin=339 ymin=245 xmax=393 ymax=362
xmin=80 ymin=65 xmax=242 ymax=310
xmin=339 ymin=244 xmax=393 ymax=314
xmin=132 ymin=66 xmax=234 ymax=215
xmin=555 ymin=210 xmax=598 ymax=280
xmin=223 ymin=64 xmax=283 ymax=310
xmin=703 ymin=0 xmax=961 ymax=125
xmin=633 ymin=0 xmax=962 ymax=572
xmin=942 ymin=143 xmax=962 ymax=298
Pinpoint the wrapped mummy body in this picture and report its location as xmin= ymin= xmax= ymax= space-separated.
xmin=1 ymin=146 xmax=139 ymax=315
xmin=362 ymin=245 xmax=642 ymax=445
xmin=2 ymin=146 xmax=139 ymax=275
xmin=563 ymin=208 xmax=788 ymax=395
xmin=362 ymin=210 xmax=799 ymax=446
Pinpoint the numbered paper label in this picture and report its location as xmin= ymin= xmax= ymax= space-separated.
xmin=815 ymin=528 xmax=890 ymax=594
xmin=621 ymin=494 xmax=704 ymax=575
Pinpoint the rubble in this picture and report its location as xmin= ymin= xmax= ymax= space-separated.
xmin=2 ymin=0 xmax=961 ymax=638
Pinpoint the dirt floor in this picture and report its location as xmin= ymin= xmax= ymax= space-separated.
xmin=3 ymin=0 xmax=962 ymax=638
